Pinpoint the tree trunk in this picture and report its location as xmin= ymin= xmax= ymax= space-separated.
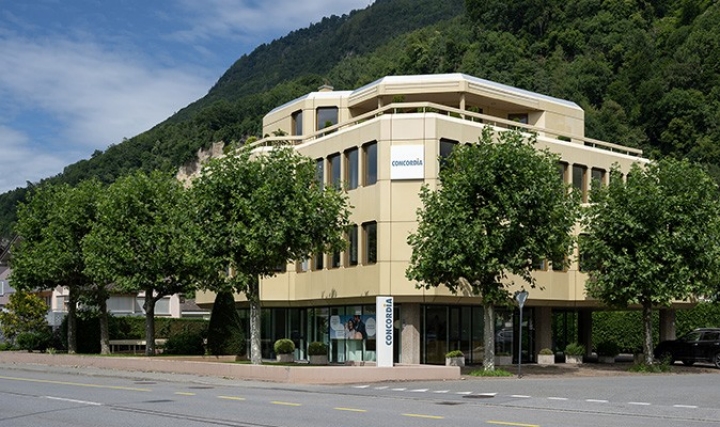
xmin=248 ymin=276 xmax=262 ymax=365
xmin=483 ymin=302 xmax=495 ymax=371
xmin=642 ymin=301 xmax=654 ymax=364
xmin=98 ymin=298 xmax=110 ymax=355
xmin=66 ymin=288 xmax=77 ymax=354
xmin=143 ymin=291 xmax=156 ymax=356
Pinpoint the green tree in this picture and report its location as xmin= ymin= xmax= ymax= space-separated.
xmin=581 ymin=159 xmax=720 ymax=364
xmin=206 ymin=290 xmax=244 ymax=357
xmin=191 ymin=147 xmax=349 ymax=364
xmin=406 ymin=128 xmax=579 ymax=370
xmin=0 ymin=292 xmax=49 ymax=346
xmin=11 ymin=180 xmax=103 ymax=353
xmin=83 ymin=171 xmax=203 ymax=356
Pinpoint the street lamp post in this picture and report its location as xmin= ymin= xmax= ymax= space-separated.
xmin=515 ymin=289 xmax=529 ymax=379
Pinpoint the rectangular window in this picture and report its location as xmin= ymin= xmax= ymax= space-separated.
xmin=344 ymin=148 xmax=359 ymax=190
xmin=292 ymin=110 xmax=303 ymax=136
xmin=363 ymin=221 xmax=377 ymax=265
xmin=508 ymin=113 xmax=529 ymax=125
xmin=532 ymin=256 xmax=547 ymax=271
xmin=347 ymin=224 xmax=358 ymax=266
xmin=328 ymin=153 xmax=341 ymax=189
xmin=551 ymin=255 xmax=567 ymax=272
xmin=557 ymin=162 xmax=568 ymax=183
xmin=316 ymin=107 xmax=338 ymax=130
xmin=330 ymin=251 xmax=341 ymax=269
xmin=315 ymin=158 xmax=324 ymax=190
xmin=313 ymin=253 xmax=324 ymax=270
xmin=296 ymin=258 xmax=310 ymax=273
xmin=572 ymin=164 xmax=587 ymax=203
xmin=363 ymin=141 xmax=377 ymax=186
xmin=439 ymin=138 xmax=458 ymax=170
xmin=591 ymin=168 xmax=605 ymax=188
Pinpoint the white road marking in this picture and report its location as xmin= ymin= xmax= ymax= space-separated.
xmin=45 ymin=396 xmax=102 ymax=406
xmin=511 ymin=395 xmax=531 ymax=398
xmin=586 ymin=399 xmax=609 ymax=403
xmin=433 ymin=390 xmax=450 ymax=393
xmin=456 ymin=391 xmax=472 ymax=395
xmin=374 ymin=386 xmax=388 ymax=390
xmin=410 ymin=388 xmax=428 ymax=392
xmin=352 ymin=385 xmax=369 ymax=389
xmin=391 ymin=388 xmax=407 ymax=391
xmin=628 ymin=402 xmax=651 ymax=406
xmin=673 ymin=404 xmax=698 ymax=409
xmin=548 ymin=397 xmax=568 ymax=401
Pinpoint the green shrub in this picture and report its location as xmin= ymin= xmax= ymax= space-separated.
xmin=469 ymin=368 xmax=513 ymax=377
xmin=565 ymin=342 xmax=585 ymax=356
xmin=539 ymin=348 xmax=553 ymax=355
xmin=274 ymin=338 xmax=295 ymax=355
xmin=15 ymin=328 xmax=52 ymax=352
xmin=595 ymin=340 xmax=620 ymax=356
xmin=0 ymin=341 xmax=14 ymax=351
xmin=308 ymin=341 xmax=328 ymax=356
xmin=628 ymin=362 xmax=671 ymax=373
xmin=162 ymin=329 xmax=205 ymax=355
xmin=206 ymin=291 xmax=244 ymax=356
xmin=445 ymin=350 xmax=464 ymax=358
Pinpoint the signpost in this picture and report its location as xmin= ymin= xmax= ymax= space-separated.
xmin=514 ymin=289 xmax=529 ymax=378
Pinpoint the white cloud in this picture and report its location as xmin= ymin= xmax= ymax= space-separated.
xmin=0 ymin=125 xmax=67 ymax=192
xmin=170 ymin=0 xmax=373 ymax=43
xmin=0 ymin=35 xmax=214 ymax=193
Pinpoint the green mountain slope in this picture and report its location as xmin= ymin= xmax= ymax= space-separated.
xmin=2 ymin=0 xmax=720 ymax=241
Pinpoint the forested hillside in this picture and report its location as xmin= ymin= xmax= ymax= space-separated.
xmin=1 ymin=0 xmax=720 ymax=240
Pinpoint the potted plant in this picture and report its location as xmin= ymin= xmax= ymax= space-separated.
xmin=595 ymin=340 xmax=619 ymax=364
xmin=445 ymin=350 xmax=465 ymax=367
xmin=495 ymin=351 xmax=512 ymax=366
xmin=274 ymin=338 xmax=295 ymax=363
xmin=537 ymin=347 xmax=555 ymax=365
xmin=564 ymin=342 xmax=585 ymax=364
xmin=308 ymin=341 xmax=328 ymax=365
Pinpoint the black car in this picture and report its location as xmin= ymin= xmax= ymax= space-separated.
xmin=653 ymin=328 xmax=720 ymax=368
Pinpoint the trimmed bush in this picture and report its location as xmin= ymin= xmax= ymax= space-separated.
xmin=206 ymin=291 xmax=245 ymax=356
xmin=163 ymin=329 xmax=205 ymax=355
xmin=539 ymin=348 xmax=553 ymax=355
xmin=595 ymin=340 xmax=620 ymax=357
xmin=307 ymin=341 xmax=328 ymax=356
xmin=445 ymin=350 xmax=464 ymax=358
xmin=274 ymin=338 xmax=295 ymax=355
xmin=565 ymin=342 xmax=585 ymax=356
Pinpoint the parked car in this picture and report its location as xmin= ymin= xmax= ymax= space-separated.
xmin=653 ymin=328 xmax=720 ymax=368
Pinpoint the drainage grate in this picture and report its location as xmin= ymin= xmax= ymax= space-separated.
xmin=436 ymin=401 xmax=464 ymax=406
xmin=463 ymin=394 xmax=495 ymax=399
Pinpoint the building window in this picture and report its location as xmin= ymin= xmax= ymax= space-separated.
xmin=344 ymin=147 xmax=359 ymax=190
xmin=292 ymin=110 xmax=303 ymax=136
xmin=316 ymin=107 xmax=338 ymax=130
xmin=313 ymin=253 xmax=324 ymax=270
xmin=551 ymin=255 xmax=567 ymax=272
xmin=557 ymin=162 xmax=568 ymax=184
xmin=363 ymin=221 xmax=377 ymax=265
xmin=363 ymin=141 xmax=377 ymax=186
xmin=532 ymin=256 xmax=547 ymax=271
xmin=330 ymin=251 xmax=341 ymax=269
xmin=296 ymin=258 xmax=310 ymax=273
xmin=591 ymin=168 xmax=605 ymax=188
xmin=439 ymin=138 xmax=458 ymax=170
xmin=508 ymin=113 xmax=529 ymax=126
xmin=328 ymin=153 xmax=341 ymax=189
xmin=315 ymin=158 xmax=324 ymax=190
xmin=347 ymin=224 xmax=358 ymax=266
xmin=572 ymin=164 xmax=587 ymax=203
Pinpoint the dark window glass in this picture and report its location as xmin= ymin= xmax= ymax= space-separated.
xmin=363 ymin=142 xmax=377 ymax=186
xmin=345 ymin=148 xmax=359 ymax=190
xmin=316 ymin=107 xmax=338 ymax=130
xmin=348 ymin=224 xmax=358 ymax=266
xmin=363 ymin=221 xmax=377 ymax=265
xmin=557 ymin=162 xmax=568 ymax=183
xmin=331 ymin=251 xmax=341 ymax=269
xmin=532 ymin=257 xmax=547 ymax=271
xmin=573 ymin=164 xmax=587 ymax=202
xmin=591 ymin=168 xmax=605 ymax=188
xmin=508 ymin=113 xmax=529 ymax=124
xmin=439 ymin=138 xmax=458 ymax=170
xmin=315 ymin=158 xmax=324 ymax=190
xmin=329 ymin=153 xmax=341 ymax=189
xmin=292 ymin=110 xmax=303 ymax=136
xmin=314 ymin=253 xmax=324 ymax=270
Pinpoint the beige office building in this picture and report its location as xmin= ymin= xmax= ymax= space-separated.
xmin=197 ymin=73 xmax=656 ymax=364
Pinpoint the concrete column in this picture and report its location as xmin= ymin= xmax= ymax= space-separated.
xmin=659 ymin=309 xmax=676 ymax=341
xmin=577 ymin=309 xmax=593 ymax=357
xmin=534 ymin=306 xmax=552 ymax=353
xmin=400 ymin=303 xmax=421 ymax=364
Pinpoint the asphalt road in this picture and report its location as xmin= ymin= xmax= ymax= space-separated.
xmin=0 ymin=364 xmax=718 ymax=427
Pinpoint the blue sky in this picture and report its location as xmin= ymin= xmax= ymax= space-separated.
xmin=0 ymin=0 xmax=372 ymax=194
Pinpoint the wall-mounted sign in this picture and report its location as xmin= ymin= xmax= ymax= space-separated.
xmin=390 ymin=145 xmax=424 ymax=180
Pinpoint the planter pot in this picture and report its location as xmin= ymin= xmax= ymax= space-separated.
xmin=598 ymin=355 xmax=616 ymax=364
xmin=276 ymin=353 xmax=294 ymax=363
xmin=537 ymin=354 xmax=555 ymax=365
xmin=565 ymin=354 xmax=582 ymax=364
xmin=495 ymin=355 xmax=512 ymax=366
xmin=445 ymin=356 xmax=465 ymax=367
xmin=309 ymin=355 xmax=328 ymax=365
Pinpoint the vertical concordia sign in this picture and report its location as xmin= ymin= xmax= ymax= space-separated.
xmin=376 ymin=296 xmax=394 ymax=367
